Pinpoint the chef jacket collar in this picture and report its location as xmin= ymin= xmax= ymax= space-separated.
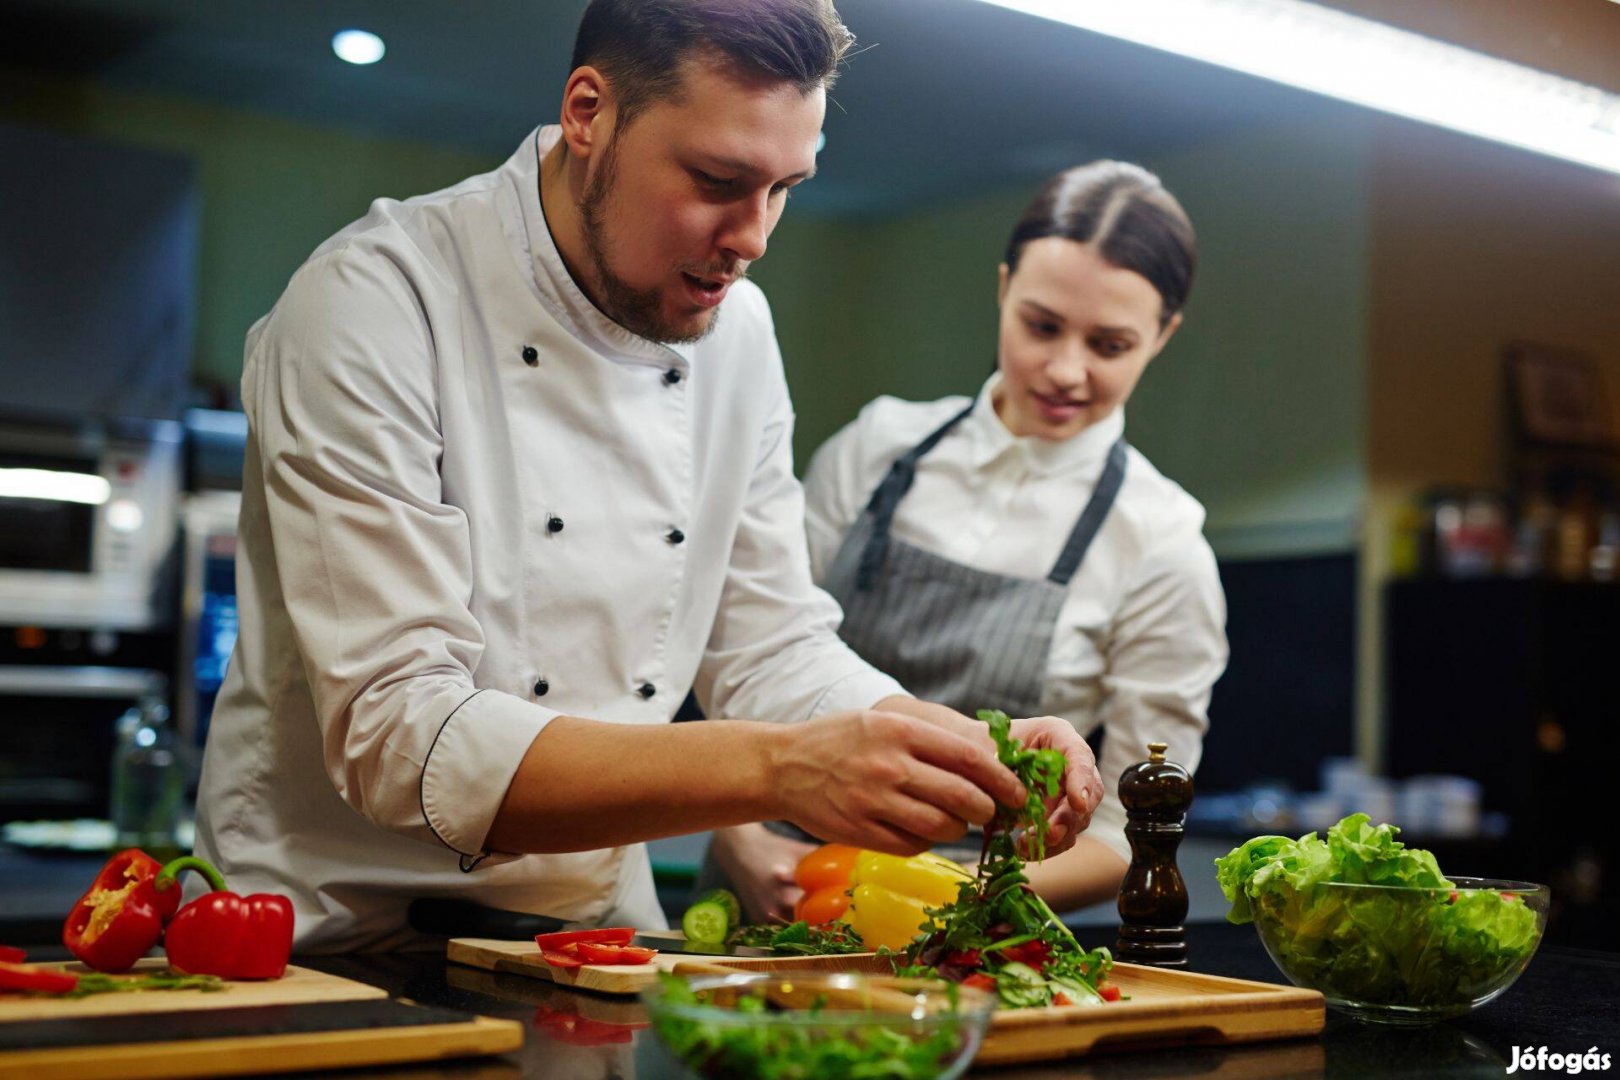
xmin=515 ymin=126 xmax=695 ymax=371
xmin=967 ymin=372 xmax=1126 ymax=478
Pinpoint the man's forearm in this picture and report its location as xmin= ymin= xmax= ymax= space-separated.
xmin=484 ymin=716 xmax=787 ymax=854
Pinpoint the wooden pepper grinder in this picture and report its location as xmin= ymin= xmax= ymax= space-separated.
xmin=1115 ymin=741 xmax=1193 ymax=967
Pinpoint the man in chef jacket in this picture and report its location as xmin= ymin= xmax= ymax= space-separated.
xmin=195 ymin=0 xmax=1105 ymax=951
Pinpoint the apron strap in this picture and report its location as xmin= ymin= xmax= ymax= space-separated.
xmin=855 ymin=401 xmax=976 ymax=591
xmin=1047 ymin=437 xmax=1128 ymax=586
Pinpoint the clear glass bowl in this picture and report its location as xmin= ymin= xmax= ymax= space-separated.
xmin=641 ymin=972 xmax=996 ymax=1079
xmin=1251 ymin=876 xmax=1549 ymax=1025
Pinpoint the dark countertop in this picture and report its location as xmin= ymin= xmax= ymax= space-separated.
xmin=285 ymin=921 xmax=1620 ymax=1080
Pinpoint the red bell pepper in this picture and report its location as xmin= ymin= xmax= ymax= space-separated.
xmin=575 ymin=941 xmax=657 ymax=965
xmin=61 ymin=848 xmax=184 ymax=973
xmin=0 ymin=960 xmax=79 ymax=994
xmin=0 ymin=946 xmax=26 ymax=964
xmin=534 ymin=927 xmax=635 ymax=950
xmin=154 ymin=857 xmax=294 ymax=981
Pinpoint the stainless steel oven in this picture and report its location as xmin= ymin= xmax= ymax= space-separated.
xmin=0 ymin=416 xmax=181 ymax=630
xmin=0 ymin=415 xmax=182 ymax=822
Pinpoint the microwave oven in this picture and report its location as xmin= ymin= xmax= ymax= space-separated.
xmin=0 ymin=417 xmax=181 ymax=631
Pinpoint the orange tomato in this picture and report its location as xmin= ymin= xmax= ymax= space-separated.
xmin=794 ymin=843 xmax=860 ymax=892
xmin=794 ymin=885 xmax=852 ymax=927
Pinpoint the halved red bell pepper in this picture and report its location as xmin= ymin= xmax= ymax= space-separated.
xmin=154 ymin=857 xmax=294 ymax=981
xmin=534 ymin=927 xmax=635 ymax=950
xmin=61 ymin=848 xmax=184 ymax=973
xmin=0 ymin=960 xmax=79 ymax=994
xmin=575 ymin=941 xmax=657 ymax=965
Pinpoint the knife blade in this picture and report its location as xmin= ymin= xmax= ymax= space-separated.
xmin=406 ymin=898 xmax=568 ymax=939
xmin=629 ymin=931 xmax=775 ymax=958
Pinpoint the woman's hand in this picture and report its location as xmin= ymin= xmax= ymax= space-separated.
xmin=768 ymin=705 xmax=1026 ymax=856
xmin=1007 ymin=715 xmax=1105 ymax=859
xmin=707 ymin=823 xmax=814 ymax=925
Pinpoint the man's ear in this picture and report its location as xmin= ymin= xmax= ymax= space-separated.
xmin=997 ymin=263 xmax=1010 ymax=307
xmin=559 ymin=65 xmax=613 ymax=159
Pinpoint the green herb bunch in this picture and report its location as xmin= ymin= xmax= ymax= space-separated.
xmin=890 ymin=710 xmax=1115 ymax=1010
xmin=979 ymin=709 xmax=1067 ymax=863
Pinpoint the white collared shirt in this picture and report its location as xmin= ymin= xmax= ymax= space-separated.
xmin=195 ymin=126 xmax=902 ymax=952
xmin=803 ymin=378 xmax=1228 ymax=863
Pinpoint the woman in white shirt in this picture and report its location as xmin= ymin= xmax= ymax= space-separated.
xmin=712 ymin=160 xmax=1228 ymax=918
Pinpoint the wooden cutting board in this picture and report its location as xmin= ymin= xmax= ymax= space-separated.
xmin=0 ymin=959 xmax=387 ymax=1022
xmin=0 ymin=959 xmax=524 ymax=1079
xmin=447 ymin=937 xmax=1324 ymax=1065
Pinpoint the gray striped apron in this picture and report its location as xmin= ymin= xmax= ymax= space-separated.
xmin=737 ymin=402 xmax=1127 ymax=869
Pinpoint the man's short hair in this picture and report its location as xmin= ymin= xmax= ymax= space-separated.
xmin=571 ymin=0 xmax=854 ymax=128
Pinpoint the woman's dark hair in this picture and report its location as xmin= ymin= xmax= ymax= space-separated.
xmin=1005 ymin=161 xmax=1196 ymax=327
xmin=571 ymin=0 xmax=854 ymax=130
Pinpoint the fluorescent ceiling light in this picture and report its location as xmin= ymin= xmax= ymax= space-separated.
xmin=0 ymin=469 xmax=111 ymax=505
xmin=332 ymin=29 xmax=386 ymax=66
xmin=976 ymin=0 xmax=1620 ymax=176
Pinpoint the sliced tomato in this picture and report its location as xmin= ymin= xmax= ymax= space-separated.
xmin=1001 ymin=940 xmax=1051 ymax=970
xmin=0 ymin=946 xmax=26 ymax=964
xmin=534 ymin=927 xmax=635 ymax=950
xmin=576 ymin=942 xmax=658 ymax=965
xmin=1099 ymin=982 xmax=1122 ymax=1002
xmin=0 ymin=961 xmax=78 ymax=994
xmin=541 ymin=944 xmax=586 ymax=971
xmin=1052 ymin=991 xmax=1073 ymax=1006
xmin=961 ymin=972 xmax=996 ymax=992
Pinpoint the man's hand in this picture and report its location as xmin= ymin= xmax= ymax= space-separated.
xmin=1007 ymin=715 xmax=1105 ymax=858
xmin=707 ymin=823 xmax=815 ymax=925
xmin=768 ymin=705 xmax=1026 ymax=856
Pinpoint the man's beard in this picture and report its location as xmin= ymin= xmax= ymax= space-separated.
xmin=579 ymin=140 xmax=724 ymax=346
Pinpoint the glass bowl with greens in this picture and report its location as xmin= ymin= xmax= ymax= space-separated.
xmin=642 ymin=971 xmax=995 ymax=1079
xmin=1219 ymin=814 xmax=1548 ymax=1025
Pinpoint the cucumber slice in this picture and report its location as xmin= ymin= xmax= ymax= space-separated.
xmin=682 ymin=900 xmax=732 ymax=944
xmin=694 ymin=888 xmax=741 ymax=928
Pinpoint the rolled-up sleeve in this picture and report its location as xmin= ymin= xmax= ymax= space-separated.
xmin=1088 ymin=518 xmax=1228 ymax=863
xmin=693 ymin=308 xmax=903 ymax=723
xmin=244 ymin=241 xmax=554 ymax=862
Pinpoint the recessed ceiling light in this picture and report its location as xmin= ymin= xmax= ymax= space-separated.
xmin=974 ymin=0 xmax=1620 ymax=176
xmin=332 ymin=29 xmax=386 ymax=66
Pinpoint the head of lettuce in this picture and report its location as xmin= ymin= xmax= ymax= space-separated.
xmin=1216 ymin=814 xmax=1544 ymax=1014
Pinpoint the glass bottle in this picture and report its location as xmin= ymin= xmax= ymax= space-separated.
xmin=109 ymin=695 xmax=184 ymax=859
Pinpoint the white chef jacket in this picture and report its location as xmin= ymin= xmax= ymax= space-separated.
xmin=802 ymin=378 xmax=1228 ymax=863
xmin=195 ymin=125 xmax=903 ymax=952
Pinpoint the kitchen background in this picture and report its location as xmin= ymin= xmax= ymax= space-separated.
xmin=0 ymin=0 xmax=1616 ymax=948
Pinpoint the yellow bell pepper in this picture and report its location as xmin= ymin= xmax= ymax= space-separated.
xmin=844 ymin=851 xmax=971 ymax=950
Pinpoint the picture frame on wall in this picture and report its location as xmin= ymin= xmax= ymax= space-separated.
xmin=1506 ymin=343 xmax=1615 ymax=451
